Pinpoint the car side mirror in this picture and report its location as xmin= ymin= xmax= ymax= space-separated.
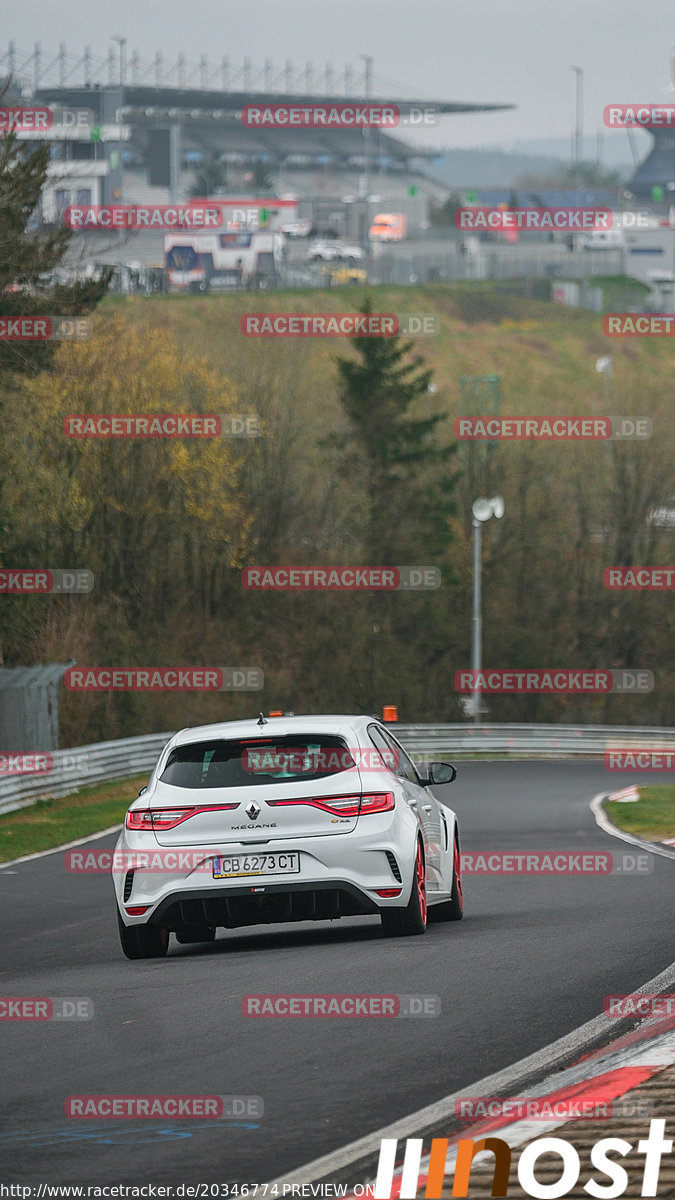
xmin=427 ymin=762 xmax=457 ymax=785
xmin=137 ymin=785 xmax=147 ymax=797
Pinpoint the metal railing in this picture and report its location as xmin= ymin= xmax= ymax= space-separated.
xmin=398 ymin=723 xmax=675 ymax=763
xmin=0 ymin=733 xmax=173 ymax=817
xmin=1 ymin=724 xmax=673 ymax=818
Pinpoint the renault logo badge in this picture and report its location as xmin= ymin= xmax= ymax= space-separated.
xmin=246 ymin=801 xmax=261 ymax=821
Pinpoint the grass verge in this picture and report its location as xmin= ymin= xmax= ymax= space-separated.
xmin=605 ymin=785 xmax=675 ymax=842
xmin=0 ymin=776 xmax=146 ymax=863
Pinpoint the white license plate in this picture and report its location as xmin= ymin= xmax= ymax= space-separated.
xmin=212 ymin=851 xmax=300 ymax=879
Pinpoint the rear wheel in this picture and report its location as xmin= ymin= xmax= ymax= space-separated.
xmin=117 ymin=910 xmax=169 ymax=959
xmin=427 ymin=837 xmax=463 ymax=922
xmin=381 ymin=839 xmax=427 ymax=937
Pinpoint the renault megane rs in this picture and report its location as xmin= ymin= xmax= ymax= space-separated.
xmin=113 ymin=713 xmax=462 ymax=958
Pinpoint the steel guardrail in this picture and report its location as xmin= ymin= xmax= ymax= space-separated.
xmin=1 ymin=724 xmax=673 ymax=817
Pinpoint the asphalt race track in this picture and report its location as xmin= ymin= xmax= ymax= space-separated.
xmin=1 ymin=760 xmax=673 ymax=1185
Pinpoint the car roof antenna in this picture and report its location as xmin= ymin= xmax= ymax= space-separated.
xmin=257 ymin=712 xmax=268 ymax=726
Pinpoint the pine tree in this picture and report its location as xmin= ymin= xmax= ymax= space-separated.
xmin=0 ymin=124 xmax=110 ymax=381
xmin=333 ymin=296 xmax=456 ymax=562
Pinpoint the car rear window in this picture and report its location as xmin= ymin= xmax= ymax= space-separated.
xmin=159 ymin=735 xmax=357 ymax=788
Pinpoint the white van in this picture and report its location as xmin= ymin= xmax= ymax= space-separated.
xmin=577 ymin=228 xmax=625 ymax=250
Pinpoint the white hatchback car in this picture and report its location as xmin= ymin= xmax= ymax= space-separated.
xmin=307 ymin=240 xmax=365 ymax=265
xmin=113 ymin=714 xmax=462 ymax=958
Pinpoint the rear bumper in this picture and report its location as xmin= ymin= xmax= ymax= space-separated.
xmin=113 ymin=817 xmax=418 ymax=927
xmin=135 ymin=879 xmax=384 ymax=930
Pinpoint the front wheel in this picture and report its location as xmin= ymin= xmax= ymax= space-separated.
xmin=381 ymin=840 xmax=427 ymax=937
xmin=117 ymin=910 xmax=169 ymax=959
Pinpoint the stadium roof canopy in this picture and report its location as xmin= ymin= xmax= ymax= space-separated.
xmin=36 ymin=83 xmax=513 ymax=118
xmin=32 ymin=85 xmax=514 ymax=167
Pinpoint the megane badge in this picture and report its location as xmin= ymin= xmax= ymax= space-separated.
xmin=246 ymin=801 xmax=261 ymax=820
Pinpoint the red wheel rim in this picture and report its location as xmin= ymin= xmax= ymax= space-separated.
xmin=454 ymin=840 xmax=463 ymax=910
xmin=416 ymin=843 xmax=427 ymax=925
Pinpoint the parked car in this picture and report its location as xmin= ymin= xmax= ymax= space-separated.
xmin=307 ymin=240 xmax=365 ymax=265
xmin=320 ymin=264 xmax=367 ymax=285
xmin=280 ymin=220 xmax=313 ymax=238
xmin=576 ymin=229 xmax=625 ymax=250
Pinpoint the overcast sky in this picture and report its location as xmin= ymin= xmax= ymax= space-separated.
xmin=3 ymin=0 xmax=672 ymax=153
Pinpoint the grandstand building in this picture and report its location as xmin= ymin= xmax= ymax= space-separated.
xmin=2 ymin=43 xmax=513 ymax=236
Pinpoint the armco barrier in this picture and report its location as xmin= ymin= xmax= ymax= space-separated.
xmin=0 ymin=733 xmax=174 ymax=817
xmin=1 ymin=724 xmax=674 ymax=818
xmin=399 ymin=723 xmax=675 ymax=764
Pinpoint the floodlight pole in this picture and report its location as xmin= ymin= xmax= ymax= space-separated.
xmin=470 ymin=496 xmax=504 ymax=724
xmin=571 ymin=66 xmax=583 ymax=205
xmin=471 ymin=516 xmax=482 ymax=726
xmin=361 ymin=54 xmax=373 ymax=253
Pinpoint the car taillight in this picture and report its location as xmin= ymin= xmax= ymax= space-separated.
xmin=267 ymin=792 xmax=394 ymax=817
xmin=359 ymin=793 xmax=395 ymax=814
xmin=267 ymin=795 xmax=360 ymax=816
xmin=125 ymin=805 xmax=238 ymax=831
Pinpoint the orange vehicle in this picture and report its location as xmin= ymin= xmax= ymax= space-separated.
xmin=369 ymin=212 xmax=407 ymax=241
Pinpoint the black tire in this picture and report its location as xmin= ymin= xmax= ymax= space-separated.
xmin=117 ymin=910 xmax=169 ymax=959
xmin=381 ymin=839 xmax=427 ymax=937
xmin=427 ymin=836 xmax=464 ymax=923
xmin=175 ymin=926 xmax=216 ymax=945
